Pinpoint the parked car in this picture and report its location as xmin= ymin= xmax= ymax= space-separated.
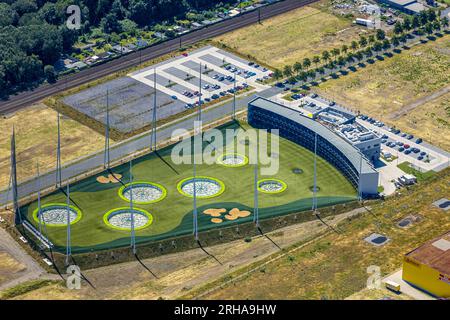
xmin=415 ymin=138 xmax=423 ymax=144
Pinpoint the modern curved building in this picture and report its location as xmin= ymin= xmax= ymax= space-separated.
xmin=248 ymin=97 xmax=379 ymax=197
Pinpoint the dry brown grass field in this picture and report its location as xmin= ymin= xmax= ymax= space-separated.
xmin=186 ymin=170 xmax=450 ymax=299
xmin=0 ymin=104 xmax=106 ymax=189
xmin=213 ymin=0 xmax=369 ymax=69
xmin=316 ymin=36 xmax=450 ymax=150
xmin=0 ymin=252 xmax=26 ymax=286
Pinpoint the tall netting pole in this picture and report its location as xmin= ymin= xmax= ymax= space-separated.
xmin=56 ymin=112 xmax=62 ymax=188
xmin=193 ymin=122 xmax=199 ymax=241
xmin=104 ymin=89 xmax=110 ymax=169
xmin=151 ymin=69 xmax=157 ymax=151
xmin=36 ymin=162 xmax=42 ymax=235
xmin=65 ymin=183 xmax=71 ymax=266
xmin=232 ymin=72 xmax=237 ymax=120
xmin=10 ymin=127 xmax=21 ymax=225
xmin=36 ymin=162 xmax=50 ymax=245
xmin=198 ymin=63 xmax=202 ymax=123
xmin=129 ymin=160 xmax=136 ymax=254
xmin=312 ymin=133 xmax=318 ymax=212
xmin=253 ymin=158 xmax=259 ymax=226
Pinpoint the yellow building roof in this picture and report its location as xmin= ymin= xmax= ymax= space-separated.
xmin=406 ymin=231 xmax=450 ymax=276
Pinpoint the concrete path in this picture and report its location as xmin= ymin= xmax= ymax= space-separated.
xmin=0 ymin=226 xmax=49 ymax=291
xmin=383 ymin=270 xmax=435 ymax=300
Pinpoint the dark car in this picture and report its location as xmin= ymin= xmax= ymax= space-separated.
xmin=415 ymin=138 xmax=423 ymax=144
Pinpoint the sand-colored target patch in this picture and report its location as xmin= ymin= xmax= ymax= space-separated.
xmin=96 ymin=176 xmax=110 ymax=184
xmin=237 ymin=210 xmax=251 ymax=218
xmin=203 ymin=208 xmax=226 ymax=217
xmin=108 ymin=173 xmax=122 ymax=183
xmin=224 ymin=214 xmax=239 ymax=221
xmin=96 ymin=173 xmax=123 ymax=184
xmin=211 ymin=218 xmax=223 ymax=224
xmin=229 ymin=208 xmax=251 ymax=218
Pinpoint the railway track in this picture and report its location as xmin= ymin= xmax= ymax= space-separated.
xmin=0 ymin=0 xmax=318 ymax=115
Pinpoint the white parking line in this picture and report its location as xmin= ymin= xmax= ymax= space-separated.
xmin=130 ymin=72 xmax=192 ymax=103
xmin=175 ymin=64 xmax=224 ymax=87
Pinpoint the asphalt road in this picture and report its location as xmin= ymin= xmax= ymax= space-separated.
xmin=0 ymin=0 xmax=318 ymax=115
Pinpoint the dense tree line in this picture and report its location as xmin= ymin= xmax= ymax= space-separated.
xmin=0 ymin=0 xmax=236 ymax=96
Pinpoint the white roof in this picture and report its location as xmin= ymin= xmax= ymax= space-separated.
xmin=432 ymin=239 xmax=450 ymax=251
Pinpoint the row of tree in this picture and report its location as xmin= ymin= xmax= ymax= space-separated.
xmin=0 ymin=0 xmax=237 ymax=97
xmin=273 ymin=9 xmax=449 ymax=83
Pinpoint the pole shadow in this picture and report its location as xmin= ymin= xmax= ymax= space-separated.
xmin=134 ymin=253 xmax=158 ymax=278
xmin=196 ymin=240 xmax=222 ymax=265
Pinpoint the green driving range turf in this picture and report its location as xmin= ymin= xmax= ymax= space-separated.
xmin=21 ymin=122 xmax=356 ymax=252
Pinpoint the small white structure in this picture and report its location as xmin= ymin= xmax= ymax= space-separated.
xmin=354 ymin=18 xmax=375 ymax=28
xmin=381 ymin=150 xmax=392 ymax=159
xmin=384 ymin=280 xmax=401 ymax=292
xmin=399 ymin=174 xmax=417 ymax=185
xmin=228 ymin=9 xmax=240 ymax=17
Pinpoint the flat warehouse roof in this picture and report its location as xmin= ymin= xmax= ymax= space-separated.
xmin=406 ymin=231 xmax=450 ymax=275
xmin=404 ymin=2 xmax=425 ymax=12
xmin=385 ymin=0 xmax=416 ymax=6
xmin=248 ymin=97 xmax=376 ymax=175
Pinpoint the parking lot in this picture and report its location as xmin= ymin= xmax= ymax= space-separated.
xmin=357 ymin=117 xmax=450 ymax=172
xmin=130 ymin=45 xmax=271 ymax=106
xmin=63 ymin=45 xmax=272 ymax=134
